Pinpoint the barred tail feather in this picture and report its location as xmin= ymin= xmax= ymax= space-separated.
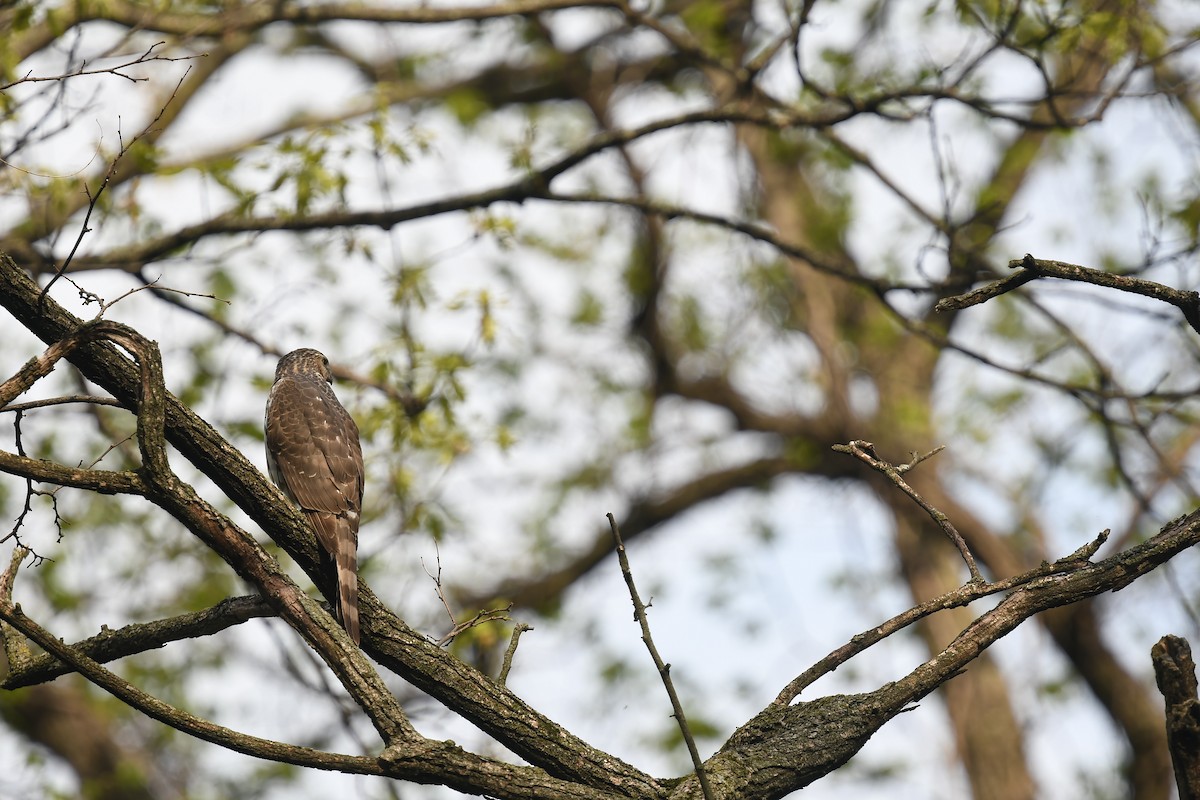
xmin=308 ymin=510 xmax=361 ymax=645
xmin=336 ymin=539 xmax=360 ymax=644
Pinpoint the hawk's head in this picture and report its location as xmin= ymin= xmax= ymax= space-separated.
xmin=274 ymin=348 xmax=333 ymax=383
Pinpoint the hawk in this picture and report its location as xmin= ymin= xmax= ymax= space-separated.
xmin=264 ymin=348 xmax=365 ymax=644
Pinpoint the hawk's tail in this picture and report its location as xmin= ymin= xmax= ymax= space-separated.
xmin=309 ymin=510 xmax=361 ymax=645
xmin=336 ymin=537 xmax=360 ymax=645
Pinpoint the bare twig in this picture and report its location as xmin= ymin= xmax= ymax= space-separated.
xmin=833 ymin=440 xmax=982 ymax=582
xmin=434 ymin=605 xmax=514 ymax=648
xmin=424 ymin=544 xmax=514 ymax=646
xmin=934 ymin=267 xmax=1039 ymax=312
xmin=423 ymin=543 xmax=457 ymax=626
xmin=775 ymin=529 xmax=1110 ymax=704
xmin=896 ymin=446 xmax=946 ymax=475
xmin=497 ymin=623 xmax=533 ymax=687
xmin=39 ymin=68 xmax=191 ymax=304
xmin=2 ymin=412 xmax=57 ymax=556
xmin=0 ymin=43 xmax=196 ymax=91
xmin=936 ymin=253 xmax=1200 ymax=336
xmin=99 ymin=277 xmax=226 ymax=316
xmin=607 ymin=513 xmax=714 ymax=800
xmin=0 ymin=394 xmax=123 ymax=413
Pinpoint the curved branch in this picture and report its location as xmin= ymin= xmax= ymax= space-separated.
xmin=0 ymin=598 xmax=626 ymax=800
xmin=2 ymin=595 xmax=274 ymax=689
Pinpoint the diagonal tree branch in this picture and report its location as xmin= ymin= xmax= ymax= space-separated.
xmin=0 ymin=253 xmax=663 ymax=798
xmin=685 ymin=507 xmax=1200 ymax=800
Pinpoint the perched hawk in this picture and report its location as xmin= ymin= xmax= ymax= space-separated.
xmin=265 ymin=349 xmax=364 ymax=644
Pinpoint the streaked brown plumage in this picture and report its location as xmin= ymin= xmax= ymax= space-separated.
xmin=264 ymin=348 xmax=364 ymax=644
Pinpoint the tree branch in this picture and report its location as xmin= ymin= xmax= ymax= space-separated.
xmin=0 ymin=599 xmax=383 ymax=775
xmin=0 ymin=253 xmax=664 ymax=799
xmin=2 ymin=595 xmax=274 ymax=689
xmin=833 ymin=440 xmax=982 ymax=582
xmin=775 ymin=530 xmax=1109 ymax=705
xmin=692 ymin=509 xmax=1200 ymax=799
xmin=936 ymin=253 xmax=1200 ymax=335
xmin=608 ymin=514 xmax=713 ymax=800
xmin=1152 ymin=635 xmax=1200 ymax=797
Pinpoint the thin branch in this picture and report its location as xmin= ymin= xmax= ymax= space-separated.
xmin=833 ymin=440 xmax=982 ymax=582
xmin=936 ymin=253 xmax=1200 ymax=336
xmin=0 ymin=42 xmax=198 ymax=91
xmin=3 ymin=595 xmax=275 ymax=689
xmin=423 ymin=543 xmax=457 ymax=627
xmin=435 ymin=605 xmax=514 ymax=649
xmin=934 ymin=265 xmax=1040 ymax=311
xmin=607 ymin=513 xmax=714 ymax=800
xmin=0 ymin=394 xmax=123 ymax=413
xmin=423 ymin=545 xmax=513 ymax=646
xmin=775 ymin=529 xmax=1110 ymax=704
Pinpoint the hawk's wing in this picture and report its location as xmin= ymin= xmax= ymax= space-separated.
xmin=264 ymin=375 xmax=364 ymax=519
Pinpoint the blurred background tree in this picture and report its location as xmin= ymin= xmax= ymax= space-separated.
xmin=1 ymin=0 xmax=1199 ymax=798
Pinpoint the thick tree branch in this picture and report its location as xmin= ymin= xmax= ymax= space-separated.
xmin=1152 ymin=635 xmax=1200 ymax=797
xmin=0 ymin=446 xmax=145 ymax=496
xmin=682 ymin=509 xmax=1200 ymax=800
xmin=0 ymin=254 xmax=662 ymax=798
xmin=0 ymin=598 xmax=383 ymax=774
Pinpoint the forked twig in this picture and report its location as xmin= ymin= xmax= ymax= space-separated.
xmin=607 ymin=513 xmax=714 ymax=800
xmin=423 ymin=545 xmax=512 ymax=647
xmin=834 ymin=440 xmax=982 ymax=582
